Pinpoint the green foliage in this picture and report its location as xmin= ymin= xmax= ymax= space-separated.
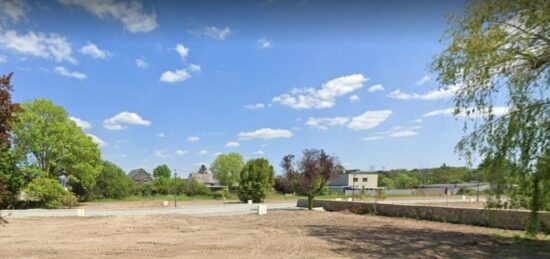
xmin=432 ymin=0 xmax=549 ymax=234
xmin=133 ymin=182 xmax=153 ymax=196
xmin=210 ymin=152 xmax=244 ymax=188
xmin=12 ymin=99 xmax=101 ymax=201
xmin=238 ymin=158 xmax=275 ymax=203
xmin=152 ymin=177 xmax=172 ymax=195
xmin=95 ymin=161 xmax=134 ymax=199
xmin=0 ymin=147 xmax=23 ymax=208
xmin=153 ymin=164 xmax=171 ymax=179
xmin=213 ymin=189 xmax=230 ymax=200
xmin=198 ymin=164 xmax=208 ymax=174
xmin=183 ymin=178 xmax=209 ymax=196
xmin=24 ymin=178 xmax=78 ymax=209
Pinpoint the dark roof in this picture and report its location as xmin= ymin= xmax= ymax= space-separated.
xmin=188 ymin=173 xmax=218 ymax=185
xmin=128 ymin=168 xmax=153 ymax=183
xmin=344 ymin=169 xmax=377 ymax=175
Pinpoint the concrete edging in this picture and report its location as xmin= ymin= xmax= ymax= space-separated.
xmin=297 ymin=199 xmax=550 ymax=231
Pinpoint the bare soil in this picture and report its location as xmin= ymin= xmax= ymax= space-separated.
xmin=1 ymin=211 xmax=548 ymax=258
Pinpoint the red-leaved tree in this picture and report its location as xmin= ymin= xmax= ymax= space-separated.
xmin=281 ymin=149 xmax=338 ymax=210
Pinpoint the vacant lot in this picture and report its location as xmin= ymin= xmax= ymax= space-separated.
xmin=1 ymin=211 xmax=548 ymax=258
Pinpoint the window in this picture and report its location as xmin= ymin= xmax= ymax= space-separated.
xmin=363 ymin=178 xmax=368 ymax=182
xmin=353 ymin=177 xmax=358 ymax=182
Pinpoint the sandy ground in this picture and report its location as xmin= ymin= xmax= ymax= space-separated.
xmin=1 ymin=211 xmax=548 ymax=258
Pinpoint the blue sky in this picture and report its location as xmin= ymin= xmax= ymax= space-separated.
xmin=0 ymin=0 xmax=483 ymax=175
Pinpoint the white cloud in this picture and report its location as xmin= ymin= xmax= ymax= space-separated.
xmin=103 ymin=111 xmax=151 ymax=130
xmin=413 ymin=118 xmax=423 ymax=123
xmin=244 ymin=103 xmax=265 ymax=110
xmin=157 ymin=132 xmax=165 ymax=138
xmin=415 ymin=75 xmax=432 ymax=86
xmin=70 ymin=117 xmax=92 ymax=129
xmin=188 ymin=63 xmax=201 ymax=73
xmin=238 ymin=128 xmax=294 ymax=140
xmin=253 ymin=150 xmax=264 ymax=155
xmin=80 ymin=42 xmax=110 ymax=59
xmin=363 ymin=136 xmax=385 ymax=141
xmin=225 ymin=141 xmax=240 ymax=147
xmin=187 ymin=136 xmax=200 ymax=142
xmin=190 ymin=26 xmax=231 ymax=40
xmin=349 ymin=95 xmax=360 ymax=102
xmin=58 ymin=0 xmax=158 ymax=33
xmin=0 ymin=55 xmax=6 ymax=63
xmin=423 ymin=107 xmax=510 ymax=118
xmin=197 ymin=150 xmax=208 ymax=155
xmin=135 ymin=57 xmax=148 ymax=68
xmin=273 ymin=74 xmax=368 ymax=109
xmin=175 ymin=44 xmax=189 ymax=60
xmin=388 ymin=85 xmax=460 ymax=100
xmin=367 ymin=84 xmax=384 ymax=93
xmin=154 ymin=149 xmax=170 ymax=158
xmin=0 ymin=30 xmax=77 ymax=64
xmin=258 ymin=38 xmax=272 ymax=49
xmin=159 ymin=69 xmax=191 ymax=83
xmin=54 ymin=66 xmax=86 ymax=80
xmin=0 ymin=0 xmax=27 ymax=24
xmin=306 ymin=116 xmax=349 ymax=131
xmin=87 ymin=133 xmax=107 ymax=147
xmin=175 ymin=150 xmax=189 ymax=156
xmin=389 ymin=130 xmax=418 ymax=138
xmin=347 ymin=110 xmax=392 ymax=131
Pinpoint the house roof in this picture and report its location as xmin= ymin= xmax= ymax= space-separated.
xmin=128 ymin=168 xmax=153 ymax=183
xmin=188 ymin=173 xmax=218 ymax=185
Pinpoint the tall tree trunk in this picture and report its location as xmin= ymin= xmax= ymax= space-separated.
xmin=307 ymin=194 xmax=313 ymax=210
xmin=526 ymin=174 xmax=540 ymax=236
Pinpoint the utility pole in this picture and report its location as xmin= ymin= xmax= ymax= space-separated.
xmin=352 ymin=172 xmax=357 ymax=202
xmin=174 ymin=169 xmax=177 ymax=208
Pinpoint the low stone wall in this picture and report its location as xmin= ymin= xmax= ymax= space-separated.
xmin=297 ymin=199 xmax=550 ymax=231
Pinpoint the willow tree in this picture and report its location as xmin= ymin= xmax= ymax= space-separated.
xmin=432 ymin=0 xmax=549 ymax=234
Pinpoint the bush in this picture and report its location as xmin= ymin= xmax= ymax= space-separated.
xmin=95 ymin=161 xmax=134 ymax=199
xmin=134 ymin=183 xmax=153 ymax=196
xmin=24 ymin=178 xmax=78 ymax=209
xmin=238 ymin=158 xmax=274 ymax=203
xmin=184 ymin=178 xmax=209 ymax=196
xmin=274 ymin=176 xmax=294 ymax=194
xmin=213 ymin=189 xmax=230 ymax=200
xmin=152 ymin=177 xmax=172 ymax=195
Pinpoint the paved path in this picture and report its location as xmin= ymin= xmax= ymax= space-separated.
xmin=0 ymin=202 xmax=299 ymax=218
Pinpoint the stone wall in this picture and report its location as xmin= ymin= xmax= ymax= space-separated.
xmin=297 ymin=199 xmax=550 ymax=231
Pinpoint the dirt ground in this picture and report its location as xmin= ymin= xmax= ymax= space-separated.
xmin=1 ymin=211 xmax=548 ymax=258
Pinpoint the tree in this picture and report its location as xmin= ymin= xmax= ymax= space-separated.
xmin=153 ymin=164 xmax=171 ymax=179
xmin=210 ymin=152 xmax=244 ymax=188
xmin=12 ymin=99 xmax=101 ymax=201
xmin=95 ymin=161 xmax=134 ymax=199
xmin=183 ymin=178 xmax=209 ymax=196
xmin=238 ymin=158 xmax=274 ymax=203
xmin=432 ymin=0 xmax=549 ymax=235
xmin=198 ymin=164 xmax=208 ymax=174
xmin=281 ymin=149 xmax=338 ymax=210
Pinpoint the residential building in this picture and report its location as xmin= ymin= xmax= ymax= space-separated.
xmin=128 ymin=168 xmax=153 ymax=184
xmin=328 ymin=169 xmax=379 ymax=193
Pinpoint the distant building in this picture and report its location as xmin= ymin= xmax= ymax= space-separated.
xmin=415 ymin=182 xmax=490 ymax=195
xmin=328 ymin=169 xmax=379 ymax=193
xmin=188 ymin=172 xmax=225 ymax=191
xmin=128 ymin=168 xmax=153 ymax=184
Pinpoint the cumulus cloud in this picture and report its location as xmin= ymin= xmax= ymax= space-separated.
xmin=367 ymin=84 xmax=384 ymax=93
xmin=238 ymin=128 xmax=293 ymax=140
xmin=197 ymin=150 xmax=208 ymax=155
xmin=188 ymin=63 xmax=201 ymax=73
xmin=415 ymin=75 xmax=432 ymax=86
xmin=190 ymin=26 xmax=231 ymax=40
xmin=0 ymin=0 xmax=27 ymax=24
xmin=423 ymin=106 xmax=510 ymax=118
xmin=58 ymin=0 xmax=158 ymax=33
xmin=273 ymin=74 xmax=368 ymax=109
xmin=54 ymin=66 xmax=86 ymax=80
xmin=389 ymin=130 xmax=418 ymax=138
xmin=175 ymin=44 xmax=189 ymax=60
xmin=187 ymin=136 xmax=200 ymax=142
xmin=0 ymin=30 xmax=77 ymax=64
xmin=103 ymin=111 xmax=151 ymax=130
xmin=80 ymin=42 xmax=110 ymax=59
xmin=87 ymin=133 xmax=107 ymax=147
xmin=157 ymin=132 xmax=165 ymax=138
xmin=388 ymin=85 xmax=460 ymax=100
xmin=154 ymin=149 xmax=170 ymax=158
xmin=258 ymin=38 xmax=272 ymax=49
xmin=135 ymin=57 xmax=148 ymax=68
xmin=347 ymin=110 xmax=392 ymax=131
xmin=363 ymin=136 xmax=385 ymax=141
xmin=175 ymin=150 xmax=189 ymax=156
xmin=253 ymin=150 xmax=264 ymax=155
xmin=70 ymin=116 xmax=92 ymax=129
xmin=225 ymin=141 xmax=240 ymax=147
xmin=306 ymin=116 xmax=349 ymax=131
xmin=159 ymin=69 xmax=190 ymax=83
xmin=244 ymin=103 xmax=265 ymax=110
xmin=349 ymin=95 xmax=360 ymax=102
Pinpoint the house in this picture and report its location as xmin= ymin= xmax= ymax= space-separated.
xmin=328 ymin=169 xmax=379 ymax=193
xmin=128 ymin=168 xmax=153 ymax=184
xmin=188 ymin=172 xmax=225 ymax=191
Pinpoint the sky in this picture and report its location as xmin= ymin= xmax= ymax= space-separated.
xmin=0 ymin=0 xmax=485 ymax=176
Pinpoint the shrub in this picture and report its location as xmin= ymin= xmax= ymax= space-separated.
xmin=238 ymin=158 xmax=274 ymax=203
xmin=134 ymin=183 xmax=153 ymax=196
xmin=213 ymin=189 xmax=230 ymax=200
xmin=274 ymin=176 xmax=294 ymax=194
xmin=152 ymin=177 xmax=172 ymax=195
xmin=95 ymin=161 xmax=134 ymax=199
xmin=184 ymin=178 xmax=209 ymax=196
xmin=24 ymin=178 xmax=78 ymax=209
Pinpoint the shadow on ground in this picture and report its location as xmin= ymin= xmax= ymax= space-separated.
xmin=306 ymin=223 xmax=550 ymax=258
